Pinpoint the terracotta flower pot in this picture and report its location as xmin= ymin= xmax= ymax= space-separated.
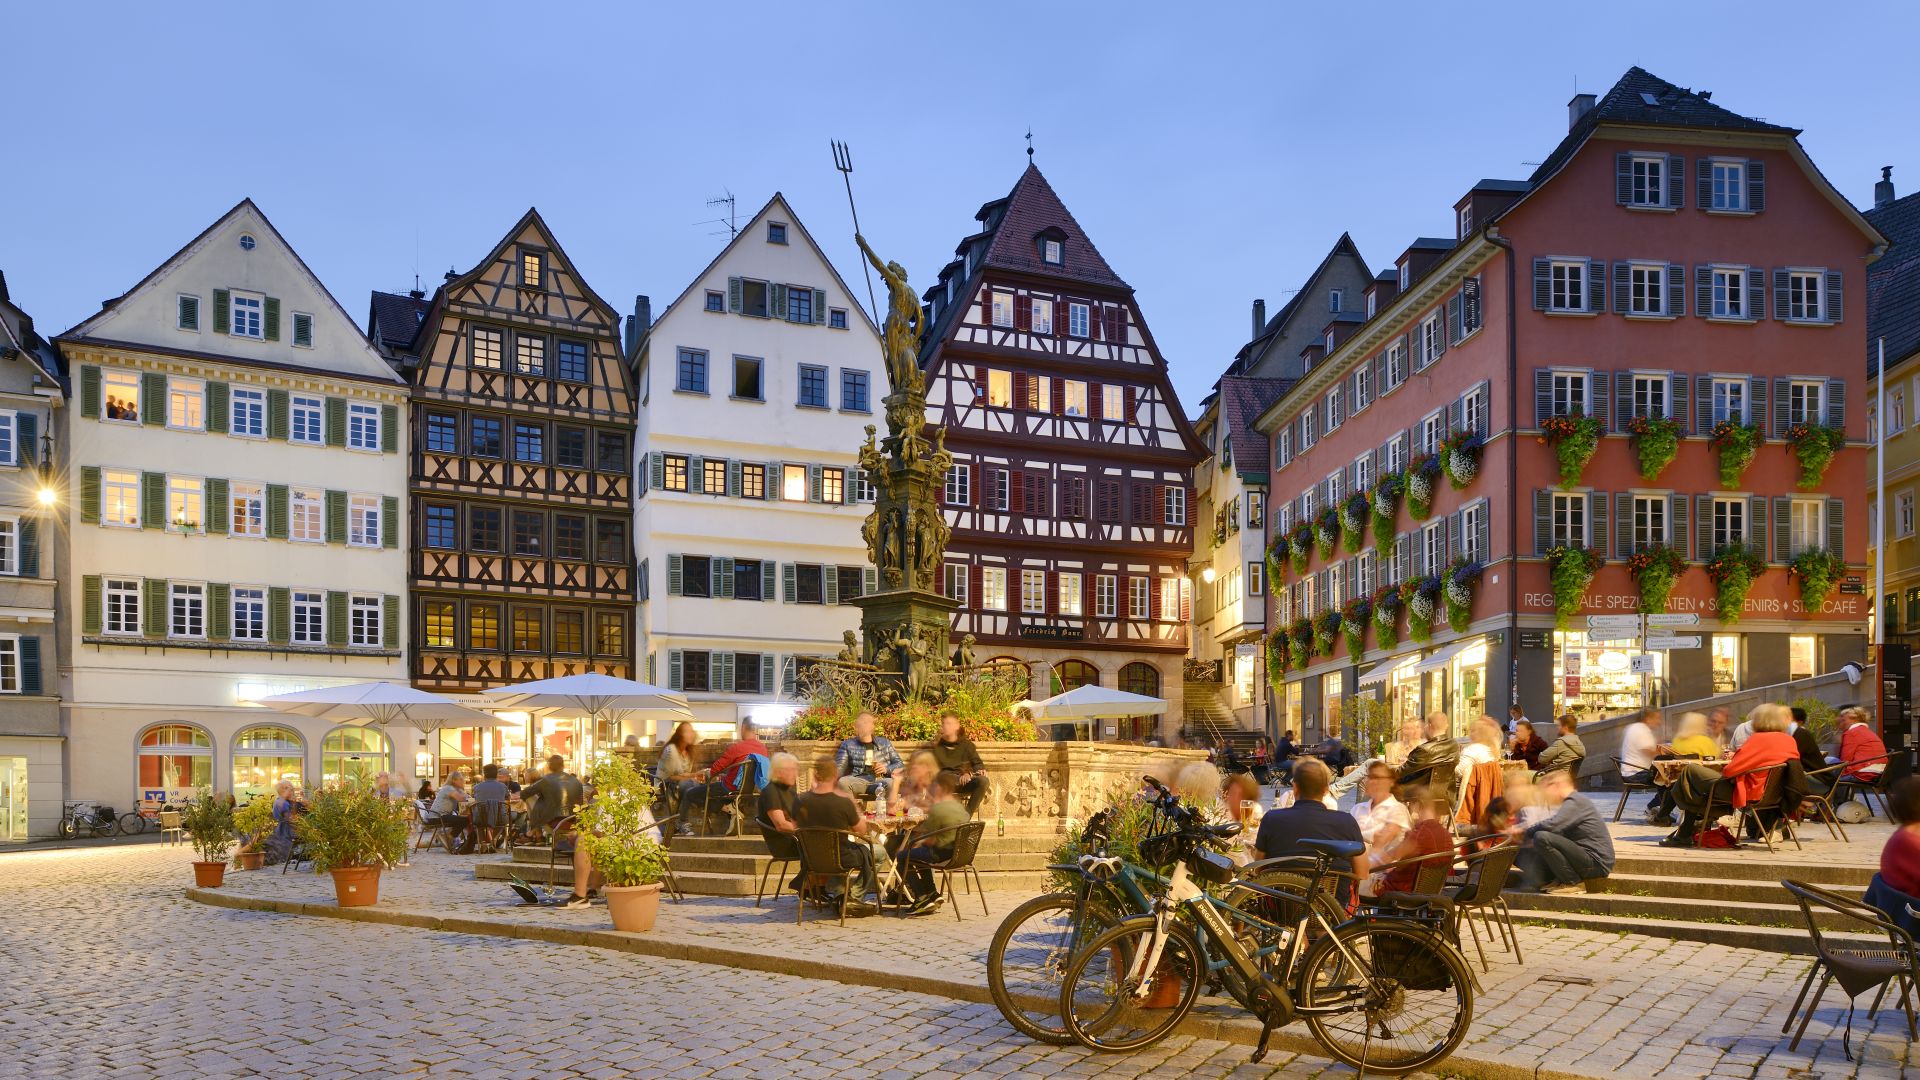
xmin=329 ymin=865 xmax=382 ymax=907
xmin=604 ymin=882 xmax=664 ymax=932
xmin=236 ymin=850 xmax=265 ymax=871
xmin=192 ymin=860 xmax=227 ymax=888
xmin=1142 ymin=966 xmax=1185 ymax=1009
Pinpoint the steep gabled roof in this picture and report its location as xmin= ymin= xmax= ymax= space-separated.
xmin=366 ymin=290 xmax=430 ymax=354
xmin=1230 ymin=233 xmax=1370 ymax=376
xmin=1869 ymin=189 xmax=1920 ymax=374
xmin=1218 ymin=375 xmax=1290 ymax=483
xmin=1528 ymin=67 xmax=1798 ymax=189
xmin=978 ymin=164 xmax=1127 ymax=290
xmin=443 ymin=206 xmax=620 ymax=327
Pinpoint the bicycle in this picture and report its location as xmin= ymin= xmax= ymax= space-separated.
xmin=1057 ymin=796 xmax=1476 ymax=1075
xmin=987 ymin=778 xmax=1343 ymax=1044
xmin=58 ymin=802 xmax=122 ymax=839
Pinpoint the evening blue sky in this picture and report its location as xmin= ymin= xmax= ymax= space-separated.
xmin=4 ymin=3 xmax=1915 ymax=412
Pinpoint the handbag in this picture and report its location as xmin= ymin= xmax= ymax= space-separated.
xmin=1696 ymin=825 xmax=1737 ymax=849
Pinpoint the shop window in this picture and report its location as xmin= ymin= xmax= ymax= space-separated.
xmin=322 ymin=727 xmax=388 ymax=788
xmin=137 ymin=723 xmax=212 ymax=805
xmin=1051 ymin=659 xmax=1099 ymax=696
xmin=1788 ymin=635 xmax=1817 ymax=681
xmin=1321 ymin=672 xmax=1345 ymax=736
xmin=1710 ymin=635 xmax=1739 ymax=694
xmin=232 ymin=725 xmax=304 ymax=803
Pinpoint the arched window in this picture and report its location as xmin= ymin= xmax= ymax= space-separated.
xmin=1119 ymin=662 xmax=1161 ymax=698
xmin=136 ymin=723 xmax=212 ymax=803
xmin=1050 ymin=659 xmax=1100 ymax=695
xmin=322 ymin=727 xmax=389 ymax=788
xmin=231 ymin=725 xmax=304 ymax=803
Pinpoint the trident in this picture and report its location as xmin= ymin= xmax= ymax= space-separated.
xmin=831 ymin=139 xmax=879 ymax=319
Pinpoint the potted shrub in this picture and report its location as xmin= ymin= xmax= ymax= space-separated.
xmin=182 ymin=790 xmax=235 ymax=888
xmin=232 ymin=796 xmax=276 ymax=871
xmin=297 ymin=784 xmax=410 ymax=907
xmin=577 ymin=753 xmax=669 ymax=932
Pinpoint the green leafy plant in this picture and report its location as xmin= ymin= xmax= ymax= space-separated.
xmin=233 ymin=796 xmax=277 ymax=854
xmin=576 ymin=752 xmax=667 ymax=888
xmin=1313 ymin=609 xmax=1342 ymax=657
xmin=786 ymin=664 xmax=1037 ymax=742
xmin=1338 ymin=696 xmax=1398 ymax=760
xmin=1627 ymin=546 xmax=1688 ymax=615
xmin=1266 ymin=535 xmax=1289 ymax=584
xmin=1265 ymin=631 xmax=1287 ymax=685
xmin=1341 ymin=597 xmax=1373 ymax=662
xmin=1051 ymin=789 xmax=1168 ymax=893
xmin=182 ymin=789 xmax=235 ymax=863
xmin=1315 ymin=507 xmax=1339 ymax=560
xmin=1787 ymin=547 xmax=1847 ymax=611
xmin=1705 ymin=544 xmax=1766 ymax=624
xmin=1441 ymin=557 xmax=1483 ymax=633
xmin=1627 ymin=414 xmax=1682 ymax=481
xmin=1288 ymin=618 xmax=1313 ymax=670
xmin=1401 ymin=576 xmax=1441 ymax=643
xmin=1340 ymin=492 xmax=1369 ymax=553
xmin=1786 ymin=424 xmax=1846 ymax=490
xmin=1709 ymin=420 xmax=1762 ymax=488
xmin=1287 ymin=522 xmax=1314 ymax=573
xmin=1542 ymin=412 xmax=1602 ymax=489
xmin=1405 ymin=455 xmax=1442 ymax=520
xmin=1546 ymin=546 xmax=1603 ymax=629
xmin=1791 ymin=697 xmax=1840 ymax=749
xmin=1371 ymin=584 xmax=1402 ymax=649
xmin=1440 ymin=432 xmax=1484 ymax=490
xmin=295 ymin=784 xmax=410 ymax=872
xmin=1371 ymin=473 xmax=1402 ymax=548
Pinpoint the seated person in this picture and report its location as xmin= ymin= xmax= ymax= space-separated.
xmin=429 ymin=770 xmax=475 ymax=853
xmin=1833 ymin=707 xmax=1889 ymax=785
xmin=898 ymin=773 xmax=972 ymax=916
xmin=521 ymin=755 xmax=584 ymax=843
xmin=1375 ymin=786 xmax=1456 ymax=895
xmin=795 ymin=757 xmax=878 ymax=914
xmin=1665 ymin=704 xmax=1801 ymax=847
xmin=655 ymin=723 xmax=703 ymax=831
xmin=470 ymin=763 xmax=513 ymax=843
xmin=1175 ymin=762 xmax=1227 ymax=823
xmin=1881 ymin=777 xmax=1920 ymax=896
xmin=1620 ymin=709 xmax=1676 ymax=825
xmin=1669 ymin=712 xmax=1721 ymax=760
xmin=1513 ymin=767 xmax=1615 ymax=893
xmin=890 ymin=751 xmax=941 ymax=815
xmin=1223 ymin=773 xmax=1266 ymax=867
xmin=1350 ymin=763 xmax=1410 ymax=871
xmin=834 ymin=712 xmax=903 ymax=798
xmin=1788 ymin=707 xmax=1830 ymax=796
xmin=1253 ymin=759 xmax=1369 ymax=906
xmin=757 ymin=752 xmax=803 ymax=884
xmin=1508 ymin=720 xmax=1548 ymax=771
xmin=1398 ymin=711 xmax=1461 ymax=808
xmin=931 ymin=711 xmax=990 ymax=816
xmin=1536 ymin=714 xmax=1586 ymax=775
xmin=683 ymin=721 xmax=770 ymax=832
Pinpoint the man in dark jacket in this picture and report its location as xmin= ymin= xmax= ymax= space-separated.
xmin=1397 ymin=711 xmax=1461 ymax=809
xmin=931 ymin=711 xmax=989 ymax=816
xmin=1789 ymin=707 xmax=1830 ymax=795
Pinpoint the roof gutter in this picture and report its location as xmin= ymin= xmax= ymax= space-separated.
xmin=1487 ymin=226 xmax=1520 ymax=711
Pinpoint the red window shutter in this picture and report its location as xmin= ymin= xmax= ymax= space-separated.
xmin=971 ymin=463 xmax=982 ymax=506
xmin=1055 ymin=297 xmax=1068 ymax=338
xmin=1083 ymin=572 xmax=1094 ymax=617
xmin=1051 ymin=377 xmax=1066 ymax=415
xmin=1148 ymin=576 xmax=1161 ymax=621
xmin=1045 ymin=570 xmax=1058 ymax=615
xmin=971 ymin=564 xmax=983 ymax=608
xmin=979 ymin=292 xmax=993 ymax=324
xmin=1155 ymin=484 xmax=1168 ymax=523
xmin=1089 ymin=382 xmax=1104 ymax=421
xmin=1015 ymin=296 xmax=1032 ymax=332
xmin=1092 ymin=305 xmax=1105 ymax=341
xmin=1180 ymin=581 xmax=1191 ymax=623
xmin=1012 ymin=372 xmax=1028 ymax=411
xmin=1124 ymin=386 xmax=1138 ymax=424
xmin=1011 ymin=471 xmax=1025 ymax=513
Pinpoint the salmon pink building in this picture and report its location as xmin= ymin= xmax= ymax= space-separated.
xmin=1255 ymin=69 xmax=1887 ymax=739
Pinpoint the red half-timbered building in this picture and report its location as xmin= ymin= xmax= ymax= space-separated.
xmin=920 ymin=164 xmax=1204 ymax=738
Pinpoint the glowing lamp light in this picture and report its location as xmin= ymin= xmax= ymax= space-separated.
xmin=36 ymin=487 xmax=55 ymax=506
xmin=1200 ymin=567 xmax=1218 ymax=584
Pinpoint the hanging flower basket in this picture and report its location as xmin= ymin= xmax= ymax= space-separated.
xmin=1265 ymin=535 xmax=1289 ymax=585
xmin=1627 ymin=414 xmax=1682 ymax=481
xmin=1545 ymin=546 xmax=1603 ymax=630
xmin=1406 ymin=455 xmax=1442 ymax=520
xmin=1705 ymin=544 xmax=1766 ymax=624
xmin=1341 ymin=597 xmax=1373 ymax=662
xmin=1541 ymin=412 xmax=1602 ymax=489
xmin=1442 ymin=557 xmax=1484 ymax=632
xmin=1287 ymin=618 xmax=1313 ymax=670
xmin=1626 ymin=546 xmax=1688 ymax=614
xmin=1371 ymin=473 xmax=1403 ymax=548
xmin=1440 ymin=432 xmax=1484 ymax=490
xmin=1371 ymin=584 xmax=1403 ymax=649
xmin=1787 ymin=547 xmax=1847 ymax=611
xmin=1786 ymin=424 xmax=1846 ymax=491
xmin=1265 ymin=631 xmax=1289 ymax=684
xmin=1340 ymin=492 xmax=1370 ymax=553
xmin=1401 ymin=575 xmax=1442 ymax=643
xmin=1313 ymin=609 xmax=1343 ymax=658
xmin=1287 ymin=522 xmax=1314 ymax=574
xmin=1315 ymin=507 xmax=1340 ymax=561
xmin=1709 ymin=420 xmax=1763 ymax=488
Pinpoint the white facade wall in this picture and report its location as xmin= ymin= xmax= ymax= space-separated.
xmin=635 ymin=196 xmax=882 ymax=735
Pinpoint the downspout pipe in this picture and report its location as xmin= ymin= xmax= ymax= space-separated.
xmin=1488 ymin=228 xmax=1522 ymax=713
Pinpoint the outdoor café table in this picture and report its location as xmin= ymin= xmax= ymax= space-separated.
xmin=1653 ymin=758 xmax=1726 ymax=785
xmin=862 ymin=810 xmax=924 ymax=897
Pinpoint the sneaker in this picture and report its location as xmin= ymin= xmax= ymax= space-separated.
xmin=1542 ymin=882 xmax=1585 ymax=896
xmin=844 ymin=899 xmax=879 ymax=917
xmin=908 ymin=894 xmax=944 ymax=916
xmin=563 ymin=893 xmax=590 ymax=908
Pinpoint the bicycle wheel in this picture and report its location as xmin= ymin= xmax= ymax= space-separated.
xmin=118 ymin=813 xmax=147 ymax=836
xmin=1295 ymin=921 xmax=1475 ymax=1076
xmin=57 ymin=817 xmax=75 ymax=840
xmin=1059 ymin=917 xmax=1204 ymax=1052
xmin=986 ymin=892 xmax=1120 ymax=1044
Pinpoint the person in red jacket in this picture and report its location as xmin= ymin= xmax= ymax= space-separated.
xmin=1832 ymin=707 xmax=1890 ymax=785
xmin=683 ymin=721 xmax=769 ymax=834
xmin=1664 ymin=703 xmax=1800 ymax=847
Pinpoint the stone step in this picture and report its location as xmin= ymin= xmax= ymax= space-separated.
xmin=1502 ymin=889 xmax=1856 ymax=933
xmin=1609 ymin=853 xmax=1874 ymax=887
xmin=1500 ymin=908 xmax=1882 ymax=956
xmin=1586 ymin=873 xmax=1865 ymax=906
xmin=474 ymin=859 xmax=1054 ymax=897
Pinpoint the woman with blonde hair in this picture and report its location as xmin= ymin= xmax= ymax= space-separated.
xmin=1665 ymin=703 xmax=1799 ymax=847
xmin=1176 ymin=761 xmax=1226 ymax=821
xmin=1669 ymin=712 xmax=1720 ymax=760
xmin=891 ymin=750 xmax=941 ymax=813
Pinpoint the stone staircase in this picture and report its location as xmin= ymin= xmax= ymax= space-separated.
xmin=1183 ymin=680 xmax=1233 ymax=729
xmin=473 ymin=825 xmax=1062 ymax=897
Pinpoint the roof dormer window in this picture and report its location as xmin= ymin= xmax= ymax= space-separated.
xmin=1042 ymin=238 xmax=1063 ymax=265
xmin=1399 ymin=263 xmax=1410 ymax=289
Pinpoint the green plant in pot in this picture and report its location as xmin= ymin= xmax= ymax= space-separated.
xmin=1627 ymin=546 xmax=1688 ymax=614
xmin=1545 ymin=546 xmax=1603 ymax=629
xmin=1709 ymin=419 xmax=1762 ymax=487
xmin=1542 ymin=412 xmax=1602 ymax=488
xmin=1786 ymin=424 xmax=1846 ymax=490
xmin=232 ymin=796 xmax=276 ymax=870
xmin=1705 ymin=544 xmax=1766 ymax=624
xmin=1787 ymin=547 xmax=1846 ymax=612
xmin=1370 ymin=473 xmax=1402 ymax=548
xmin=576 ymin=752 xmax=668 ymax=932
xmin=182 ymin=789 xmax=235 ymax=888
xmin=296 ymin=784 xmax=410 ymax=907
xmin=1314 ymin=507 xmax=1339 ymax=561
xmin=1627 ymin=413 xmax=1682 ymax=481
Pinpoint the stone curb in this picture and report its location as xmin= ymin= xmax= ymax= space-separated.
xmin=185 ymin=887 xmax=1637 ymax=1080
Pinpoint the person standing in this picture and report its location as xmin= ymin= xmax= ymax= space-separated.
xmin=834 ymin=712 xmax=904 ymax=798
xmin=1513 ymin=768 xmax=1615 ymax=893
xmin=931 ymin=711 xmax=989 ymax=816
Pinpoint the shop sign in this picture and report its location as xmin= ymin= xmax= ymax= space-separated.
xmin=1565 ymin=652 xmax=1582 ymax=676
xmin=1517 ymin=630 xmax=1550 ymax=649
xmin=1563 ymin=676 xmax=1581 ymax=695
xmin=1018 ymin=624 xmax=1085 ymax=641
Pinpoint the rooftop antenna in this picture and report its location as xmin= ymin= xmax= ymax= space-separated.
xmin=830 ymin=140 xmax=879 ymax=318
xmin=700 ymin=190 xmax=738 ymax=239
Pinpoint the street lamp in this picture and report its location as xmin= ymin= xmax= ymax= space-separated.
xmin=35 ymin=432 xmax=54 ymax=506
xmin=1200 ymin=566 xmax=1217 ymax=584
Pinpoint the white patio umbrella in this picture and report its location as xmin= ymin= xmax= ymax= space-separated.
xmin=1024 ymin=683 xmax=1169 ymax=720
xmin=480 ymin=673 xmax=691 ymax=739
xmin=255 ymin=681 xmax=505 ymax=734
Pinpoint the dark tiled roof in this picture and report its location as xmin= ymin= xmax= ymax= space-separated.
xmin=1529 ymin=67 xmax=1798 ymax=189
xmin=1237 ymin=233 xmax=1369 ymax=364
xmin=1219 ymin=375 xmax=1290 ymax=482
xmin=367 ymin=290 xmax=430 ymax=353
xmin=1470 ymin=179 xmax=1532 ymax=193
xmin=1406 ymin=238 xmax=1457 ymax=252
xmin=978 ymin=164 xmax=1127 ymax=289
xmin=1869 ymin=190 xmax=1920 ymax=374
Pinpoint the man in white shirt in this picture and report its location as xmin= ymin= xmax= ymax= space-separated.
xmin=1619 ymin=709 xmax=1674 ymax=825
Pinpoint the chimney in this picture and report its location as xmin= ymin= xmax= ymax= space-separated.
xmin=1568 ymin=93 xmax=1597 ymax=131
xmin=624 ymin=294 xmax=651 ymax=357
xmin=1251 ymin=299 xmax=1266 ymax=338
xmin=407 ymin=288 xmax=425 ymax=300
xmin=1877 ymin=166 xmax=1897 ymax=210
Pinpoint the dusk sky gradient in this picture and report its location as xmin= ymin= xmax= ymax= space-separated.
xmin=5 ymin=3 xmax=1915 ymax=412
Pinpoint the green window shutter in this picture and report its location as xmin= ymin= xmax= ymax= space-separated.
xmin=141 ymin=373 xmax=166 ymax=426
xmin=326 ymin=591 xmax=348 ymax=647
xmin=381 ymin=404 xmax=399 ymax=453
xmin=715 ymin=556 xmax=734 ymax=599
xmin=382 ymin=496 xmax=399 ymax=549
xmin=205 ymin=478 xmax=229 ymax=534
xmin=143 ymin=579 xmax=168 ymax=637
xmin=812 ymin=289 xmax=827 ymax=325
xmin=761 ymin=655 xmax=775 ymax=692
xmin=824 ymin=568 xmax=840 ymax=605
xmin=212 ymin=289 xmax=230 ymax=334
xmin=264 ymin=296 xmax=282 ymax=341
xmin=325 ymin=398 xmax=346 ymax=447
xmin=715 ymin=652 xmax=734 ymax=692
xmin=268 ymin=587 xmax=290 ymax=644
xmin=266 ymin=389 xmax=289 ymax=440
xmin=688 ymin=456 xmax=705 ymax=495
xmin=648 ymin=452 xmax=664 ymax=490
xmin=19 ymin=520 xmax=35 ymax=578
xmin=808 ymin=464 xmax=823 ymax=503
xmin=761 ymin=560 xmax=777 ymax=603
xmin=668 ymin=649 xmax=683 ymax=691
xmin=325 ymin=490 xmax=346 ymax=544
xmin=80 ymin=366 xmax=101 ymax=419
xmin=383 ymin=595 xmax=400 ymax=649
xmin=782 ymin=563 xmax=796 ymax=603
xmin=727 ymin=278 xmax=742 ymax=313
xmin=266 ymin=484 xmax=289 ymax=539
xmin=17 ymin=637 xmax=38 ymax=697
xmin=863 ymin=566 xmax=877 ymax=595
xmin=770 ymin=284 xmax=788 ymax=320
xmin=726 ymin=460 xmax=741 ymax=498
xmin=209 ymin=583 xmax=230 ymax=641
xmin=81 ymin=575 xmax=102 ymax=635
xmin=141 ymin=472 xmax=164 ymax=530
xmin=79 ymin=466 xmax=101 ymax=524
xmin=206 ymin=382 xmax=229 ymax=434
xmin=666 ymin=553 xmax=683 ymax=596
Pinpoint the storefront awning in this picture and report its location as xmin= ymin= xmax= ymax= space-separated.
xmin=1357 ymin=655 xmax=1419 ymax=688
xmin=1412 ymin=640 xmax=1472 ymax=675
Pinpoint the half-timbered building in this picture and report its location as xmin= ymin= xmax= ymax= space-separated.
xmin=371 ymin=210 xmax=636 ymax=774
xmin=920 ymin=164 xmax=1204 ymax=740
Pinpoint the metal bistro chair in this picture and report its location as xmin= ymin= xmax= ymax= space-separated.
xmin=650 ymin=814 xmax=686 ymax=903
xmin=1446 ymin=840 xmax=1524 ymax=974
xmin=1780 ymin=880 xmax=1919 ymax=1061
xmin=1367 ymin=841 xmax=1484 ymax=994
xmin=414 ymin=799 xmax=456 ymax=853
xmin=793 ymin=827 xmax=865 ymax=927
xmin=754 ymin=815 xmax=802 ymax=909
xmin=1819 ymin=753 xmax=1895 ymax=829
xmin=900 ymin=820 xmax=990 ymax=921
xmin=471 ymin=800 xmax=514 ymax=854
xmin=157 ymin=810 xmax=185 ymax=846
xmin=1610 ymin=757 xmax=1657 ymax=823
xmin=281 ymin=834 xmax=311 ymax=874
xmin=1699 ymin=762 xmax=1802 ymax=853
xmin=699 ymin=760 xmax=762 ymax=838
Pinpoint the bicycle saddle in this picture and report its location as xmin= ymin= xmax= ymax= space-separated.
xmin=1299 ymin=837 xmax=1365 ymax=861
xmin=1200 ymin=821 xmax=1243 ymax=839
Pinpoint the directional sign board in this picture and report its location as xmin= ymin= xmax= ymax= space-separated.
xmin=1647 ymin=613 xmax=1700 ymax=628
xmin=1586 ymin=615 xmax=1642 ymax=631
xmin=1645 ymin=635 xmax=1702 ymax=651
xmin=1584 ymin=629 xmax=1640 ymax=643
